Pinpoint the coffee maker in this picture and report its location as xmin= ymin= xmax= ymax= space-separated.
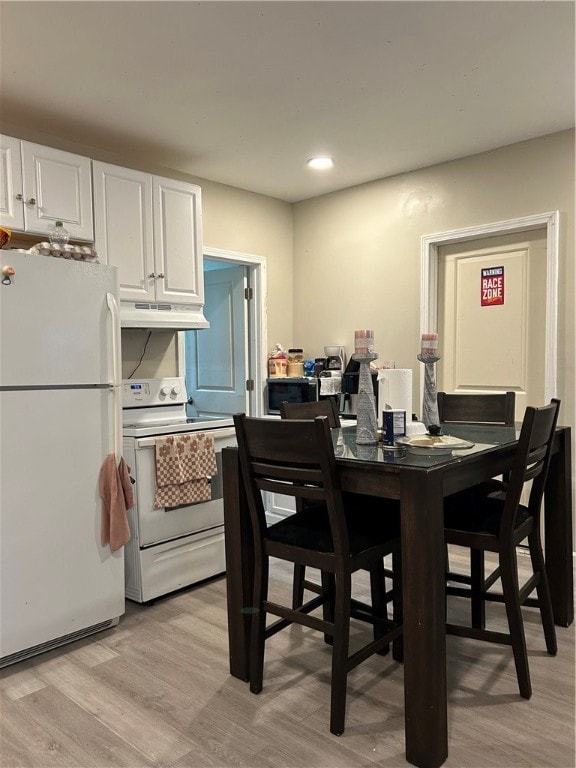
xmin=323 ymin=345 xmax=345 ymax=373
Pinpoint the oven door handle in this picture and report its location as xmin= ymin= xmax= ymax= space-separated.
xmin=135 ymin=427 xmax=237 ymax=449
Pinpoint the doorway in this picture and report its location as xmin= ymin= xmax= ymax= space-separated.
xmin=179 ymin=247 xmax=267 ymax=418
xmin=421 ymin=212 xmax=559 ymax=408
xmin=184 ymin=260 xmax=247 ymax=417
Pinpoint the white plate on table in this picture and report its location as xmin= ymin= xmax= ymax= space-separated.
xmin=395 ymin=434 xmax=475 ymax=455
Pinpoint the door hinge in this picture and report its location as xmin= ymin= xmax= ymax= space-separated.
xmin=246 ymin=379 xmax=255 ymax=392
xmin=244 ymin=287 xmax=253 ymax=300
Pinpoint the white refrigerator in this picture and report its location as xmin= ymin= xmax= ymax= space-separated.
xmin=0 ymin=250 xmax=125 ymax=666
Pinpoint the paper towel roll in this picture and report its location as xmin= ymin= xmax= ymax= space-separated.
xmin=377 ymin=368 xmax=413 ymax=426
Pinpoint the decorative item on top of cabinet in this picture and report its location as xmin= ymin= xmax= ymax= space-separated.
xmin=0 ymin=135 xmax=93 ymax=241
xmin=92 ymin=161 xmax=206 ymax=328
xmin=0 ymin=227 xmax=11 ymax=249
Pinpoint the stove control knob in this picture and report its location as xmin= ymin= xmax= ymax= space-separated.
xmin=160 ymin=386 xmax=170 ymax=396
xmin=171 ymin=385 xmax=181 ymax=396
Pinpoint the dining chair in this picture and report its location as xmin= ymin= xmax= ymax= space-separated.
xmin=443 ymin=399 xmax=560 ymax=699
xmin=280 ymin=397 xmax=341 ymax=427
xmin=233 ymin=413 xmax=403 ymax=736
xmin=438 ymin=391 xmax=516 ymax=498
xmin=437 ymin=391 xmax=516 ymax=426
xmin=280 ymin=399 xmax=398 ymax=616
xmin=438 ymin=391 xmax=516 ymax=625
xmin=280 ymin=399 xmax=344 ymax=608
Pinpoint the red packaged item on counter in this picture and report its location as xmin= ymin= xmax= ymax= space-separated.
xmin=268 ymin=343 xmax=287 ymax=378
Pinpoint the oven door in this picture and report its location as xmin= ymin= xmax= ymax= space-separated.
xmin=132 ymin=427 xmax=237 ymax=546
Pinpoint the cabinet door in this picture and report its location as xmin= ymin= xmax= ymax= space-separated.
xmin=21 ymin=142 xmax=93 ymax=240
xmin=0 ymin=135 xmax=24 ymax=231
xmin=153 ymin=177 xmax=204 ymax=306
xmin=93 ymin=161 xmax=155 ymax=302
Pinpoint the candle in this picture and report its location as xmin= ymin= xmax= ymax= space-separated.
xmin=420 ymin=332 xmax=438 ymax=356
xmin=355 ymin=329 xmax=374 ymax=354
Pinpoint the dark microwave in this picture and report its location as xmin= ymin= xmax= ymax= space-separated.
xmin=266 ymin=377 xmax=319 ymax=414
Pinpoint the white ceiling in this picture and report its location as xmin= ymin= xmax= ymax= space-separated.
xmin=1 ymin=1 xmax=574 ymax=202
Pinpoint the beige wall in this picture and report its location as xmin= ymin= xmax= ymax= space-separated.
xmin=293 ymin=131 xmax=575 ymax=438
xmin=199 ymin=178 xmax=293 ymax=349
xmin=121 ymin=330 xmax=178 ymax=380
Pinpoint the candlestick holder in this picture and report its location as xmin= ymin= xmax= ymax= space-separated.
xmin=353 ymin=352 xmax=378 ymax=444
xmin=417 ymin=353 xmax=441 ymax=429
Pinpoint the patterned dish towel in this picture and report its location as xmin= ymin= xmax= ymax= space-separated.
xmin=154 ymin=432 xmax=218 ymax=508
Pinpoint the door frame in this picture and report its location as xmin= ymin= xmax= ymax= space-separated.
xmin=178 ymin=246 xmax=267 ymax=417
xmin=420 ymin=211 xmax=559 ymax=404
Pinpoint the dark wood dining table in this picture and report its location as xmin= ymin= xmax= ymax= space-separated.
xmin=222 ymin=422 xmax=573 ymax=768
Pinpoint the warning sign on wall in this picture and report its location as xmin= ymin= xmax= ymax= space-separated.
xmin=481 ymin=266 xmax=504 ymax=306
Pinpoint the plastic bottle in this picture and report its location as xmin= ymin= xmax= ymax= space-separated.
xmin=48 ymin=220 xmax=70 ymax=248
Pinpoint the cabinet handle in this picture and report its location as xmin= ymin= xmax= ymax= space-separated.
xmin=157 ymin=273 xmax=165 ymax=279
xmin=149 ymin=272 xmax=156 ymax=278
xmin=27 ymin=197 xmax=36 ymax=205
xmin=15 ymin=193 xmax=24 ymax=201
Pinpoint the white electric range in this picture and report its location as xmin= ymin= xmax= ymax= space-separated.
xmin=122 ymin=377 xmax=236 ymax=603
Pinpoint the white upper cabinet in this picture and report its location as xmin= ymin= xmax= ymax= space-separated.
xmin=0 ymin=136 xmax=94 ymax=241
xmin=152 ymin=176 xmax=203 ymax=306
xmin=0 ymin=135 xmax=24 ymax=230
xmin=93 ymin=161 xmax=204 ymax=308
xmin=2 ymin=138 xmax=205 ymax=324
xmin=93 ymin=162 xmax=155 ymax=301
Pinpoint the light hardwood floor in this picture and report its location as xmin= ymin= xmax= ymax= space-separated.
xmin=1 ymin=550 xmax=574 ymax=768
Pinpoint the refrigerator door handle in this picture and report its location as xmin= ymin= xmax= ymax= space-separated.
xmin=106 ymin=292 xmax=121 ymax=388
xmin=106 ymin=292 xmax=122 ymax=460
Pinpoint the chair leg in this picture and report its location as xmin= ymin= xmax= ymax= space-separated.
xmin=391 ymin=550 xmax=403 ymax=663
xmin=527 ymin=531 xmax=557 ymax=655
xmin=369 ymin=559 xmax=390 ymax=656
xmin=292 ymin=563 xmax=306 ymax=608
xmin=470 ymin=548 xmax=486 ymax=629
xmin=499 ymin=547 xmax=531 ymax=699
xmin=330 ymin=571 xmax=352 ymax=736
xmin=322 ymin=571 xmax=335 ymax=645
xmin=249 ymin=553 xmax=268 ymax=695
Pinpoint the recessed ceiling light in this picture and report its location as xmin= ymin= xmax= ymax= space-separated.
xmin=307 ymin=156 xmax=334 ymax=170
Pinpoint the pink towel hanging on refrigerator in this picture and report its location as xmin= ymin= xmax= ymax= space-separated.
xmin=99 ymin=454 xmax=134 ymax=552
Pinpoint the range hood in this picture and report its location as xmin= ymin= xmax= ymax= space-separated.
xmin=120 ymin=301 xmax=209 ymax=330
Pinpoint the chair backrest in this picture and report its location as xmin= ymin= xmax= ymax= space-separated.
xmin=233 ymin=414 xmax=349 ymax=557
xmin=437 ymin=391 xmax=516 ymax=425
xmin=500 ymin=399 xmax=561 ymax=539
xmin=280 ymin=398 xmax=341 ymax=428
